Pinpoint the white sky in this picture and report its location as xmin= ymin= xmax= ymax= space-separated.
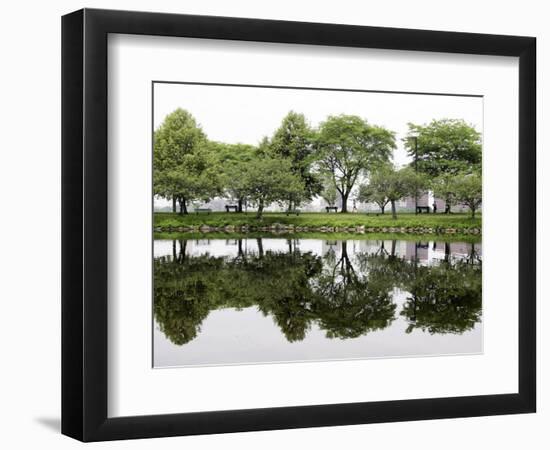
xmin=153 ymin=82 xmax=483 ymax=168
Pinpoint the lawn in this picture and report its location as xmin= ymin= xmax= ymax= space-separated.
xmin=155 ymin=230 xmax=481 ymax=243
xmin=154 ymin=212 xmax=481 ymax=234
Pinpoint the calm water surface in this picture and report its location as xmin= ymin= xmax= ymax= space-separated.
xmin=153 ymin=236 xmax=482 ymax=367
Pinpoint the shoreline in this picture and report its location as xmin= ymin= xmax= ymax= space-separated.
xmin=154 ymin=212 xmax=482 ymax=236
xmin=154 ymin=224 xmax=481 ymax=236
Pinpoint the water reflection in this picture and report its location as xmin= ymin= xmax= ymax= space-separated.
xmin=154 ymin=237 xmax=482 ymax=366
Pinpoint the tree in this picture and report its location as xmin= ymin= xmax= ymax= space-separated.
xmin=400 ymin=260 xmax=482 ymax=335
xmin=154 ymin=239 xmax=324 ymax=344
xmin=215 ymin=142 xmax=257 ymax=212
xmin=320 ymin=176 xmax=338 ymax=206
xmin=451 ymin=171 xmax=482 ymax=218
xmin=153 ymin=109 xmax=211 ymax=213
xmin=242 ymin=156 xmax=305 ymax=219
xmin=404 ymin=119 xmax=481 ymax=177
xmin=155 ymin=143 xmax=221 ymax=214
xmin=431 ymin=173 xmax=458 ymax=212
xmin=269 ymin=112 xmax=322 ymax=208
xmin=311 ymin=241 xmax=397 ymax=338
xmin=359 ymin=165 xmax=426 ymax=219
xmin=357 ymin=173 xmax=390 ymax=214
xmin=153 ymin=254 xmax=221 ymax=345
xmin=316 ymin=115 xmax=395 ymax=212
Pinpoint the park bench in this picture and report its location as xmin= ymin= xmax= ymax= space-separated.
xmin=194 ymin=208 xmax=212 ymax=215
xmin=325 ymin=206 xmax=338 ymax=213
xmin=285 ymin=209 xmax=301 ymax=216
xmin=416 ymin=206 xmax=431 ymax=214
xmin=225 ymin=205 xmax=238 ymax=212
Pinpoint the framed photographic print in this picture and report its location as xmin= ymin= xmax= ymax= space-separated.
xmin=61 ymin=8 xmax=536 ymax=442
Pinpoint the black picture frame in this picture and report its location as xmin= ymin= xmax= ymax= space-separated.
xmin=62 ymin=8 xmax=536 ymax=442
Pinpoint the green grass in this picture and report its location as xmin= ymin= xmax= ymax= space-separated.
xmin=154 ymin=212 xmax=481 ymax=232
xmin=154 ymin=230 xmax=481 ymax=243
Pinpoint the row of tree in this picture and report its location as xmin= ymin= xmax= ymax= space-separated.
xmin=154 ymin=109 xmax=482 ymax=218
xmin=357 ymin=165 xmax=482 ymax=218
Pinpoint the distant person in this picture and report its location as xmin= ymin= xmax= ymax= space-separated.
xmin=432 ymin=202 xmax=437 ymax=214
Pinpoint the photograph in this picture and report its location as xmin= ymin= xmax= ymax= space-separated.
xmin=152 ymin=82 xmax=483 ymax=368
xmin=0 ymin=0 xmax=541 ymax=446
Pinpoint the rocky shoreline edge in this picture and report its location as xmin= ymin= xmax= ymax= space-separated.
xmin=154 ymin=224 xmax=481 ymax=235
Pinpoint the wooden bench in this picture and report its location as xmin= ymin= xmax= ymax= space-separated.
xmin=285 ymin=209 xmax=301 ymax=216
xmin=416 ymin=206 xmax=430 ymax=214
xmin=225 ymin=205 xmax=238 ymax=212
xmin=194 ymin=208 xmax=212 ymax=215
xmin=325 ymin=206 xmax=338 ymax=213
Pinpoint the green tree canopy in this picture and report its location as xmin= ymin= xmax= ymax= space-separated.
xmin=400 ymin=260 xmax=482 ymax=335
xmin=153 ymin=108 xmax=206 ymax=171
xmin=450 ymin=171 xmax=482 ymax=218
xmin=357 ymin=171 xmax=391 ymax=214
xmin=214 ymin=142 xmax=257 ymax=212
xmin=431 ymin=173 xmax=457 ymax=208
xmin=153 ymin=109 xmax=220 ymax=213
xmin=156 ymin=148 xmax=222 ymax=213
xmin=241 ymin=156 xmax=305 ymax=219
xmin=269 ymin=111 xmax=322 ymax=207
xmin=404 ymin=119 xmax=481 ymax=177
xmin=359 ymin=165 xmax=427 ymax=219
xmin=320 ymin=175 xmax=338 ymax=206
xmin=316 ymin=115 xmax=395 ymax=213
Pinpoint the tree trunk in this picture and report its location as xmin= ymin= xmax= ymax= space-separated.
xmin=237 ymin=198 xmax=243 ymax=213
xmin=341 ymin=192 xmax=349 ymax=213
xmin=391 ymin=200 xmax=397 ymax=219
xmin=340 ymin=241 xmax=355 ymax=285
xmin=178 ymin=198 xmax=188 ymax=215
xmin=172 ymin=197 xmax=176 ymax=213
xmin=341 ymin=241 xmax=349 ymax=267
xmin=470 ymin=207 xmax=476 ymax=218
xmin=179 ymin=240 xmax=187 ymax=262
xmin=380 ymin=204 xmax=385 ymax=214
xmin=391 ymin=240 xmax=396 ymax=256
xmin=256 ymin=198 xmax=264 ymax=219
xmin=256 ymin=238 xmax=264 ymax=258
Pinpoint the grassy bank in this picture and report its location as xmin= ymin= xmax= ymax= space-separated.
xmin=154 ymin=212 xmax=481 ymax=234
xmin=155 ymin=230 xmax=482 ymax=243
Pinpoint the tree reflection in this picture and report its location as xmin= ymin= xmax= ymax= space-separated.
xmin=312 ymin=241 xmax=397 ymax=339
xmin=400 ymin=259 xmax=482 ymax=335
xmin=245 ymin=249 xmax=322 ymax=342
xmin=154 ymin=255 xmax=224 ymax=345
xmin=154 ymin=238 xmax=482 ymax=345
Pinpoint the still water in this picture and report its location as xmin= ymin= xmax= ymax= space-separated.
xmin=153 ymin=236 xmax=482 ymax=368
